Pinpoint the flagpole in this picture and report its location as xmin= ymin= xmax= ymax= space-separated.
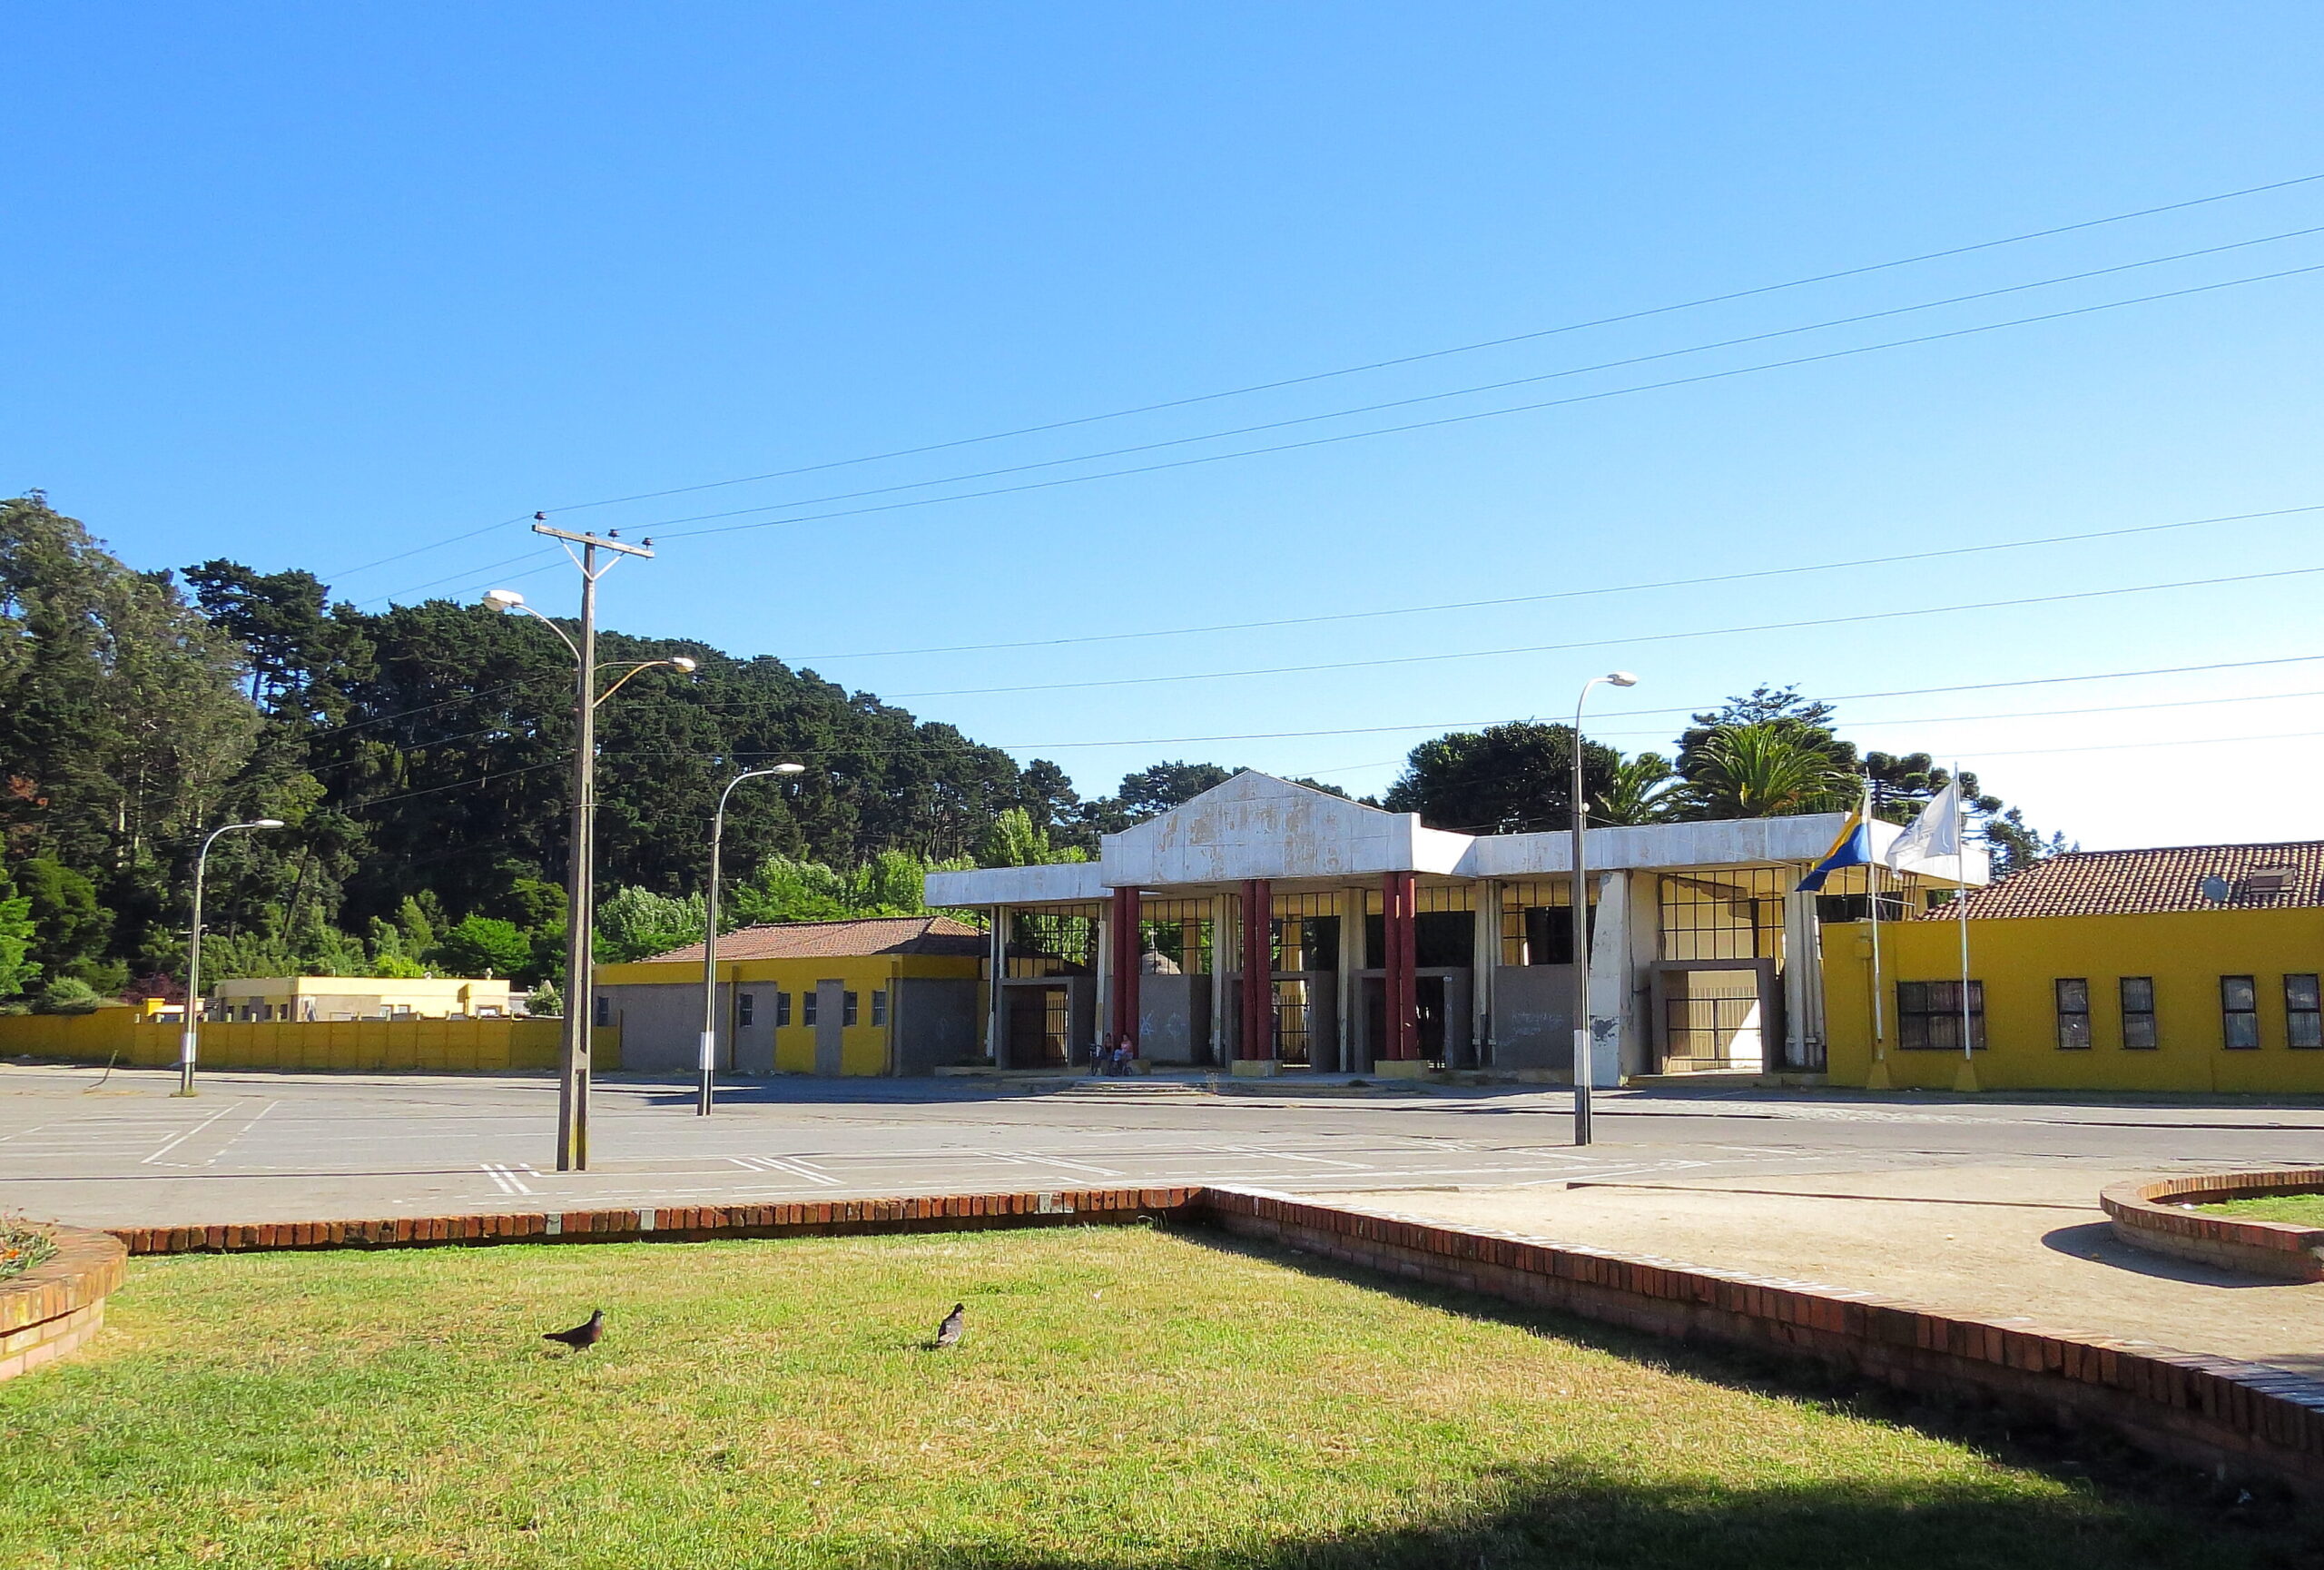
xmin=1865 ymin=775 xmax=1885 ymax=1062
xmin=1955 ymin=761 xmax=1973 ymax=1069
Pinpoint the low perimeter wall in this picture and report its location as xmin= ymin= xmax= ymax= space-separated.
xmin=2102 ymin=1170 xmax=2324 ymax=1283
xmin=0 ymin=1012 xmax=621 ymax=1074
xmin=1 ymin=1226 xmax=126 ymax=1383
xmin=57 ymin=1184 xmax=2324 ymax=1498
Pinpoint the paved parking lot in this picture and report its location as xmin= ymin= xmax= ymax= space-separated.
xmin=8 ymin=1061 xmax=2324 ymax=1229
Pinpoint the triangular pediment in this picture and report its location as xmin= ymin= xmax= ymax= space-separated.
xmin=1101 ymin=771 xmax=1470 ymax=886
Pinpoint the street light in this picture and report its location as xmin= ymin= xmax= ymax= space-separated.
xmin=698 ymin=763 xmax=808 ymax=1115
xmin=1571 ymin=670 xmax=1637 ymax=1147
xmin=178 ymin=818 xmax=286 ymax=1095
xmin=485 ymin=525 xmax=691 ymax=1171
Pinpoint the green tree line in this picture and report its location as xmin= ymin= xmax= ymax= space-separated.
xmin=0 ymin=495 xmax=2066 ymax=1009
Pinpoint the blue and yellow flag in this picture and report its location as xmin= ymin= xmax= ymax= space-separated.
xmin=1795 ymin=797 xmax=1873 ymax=893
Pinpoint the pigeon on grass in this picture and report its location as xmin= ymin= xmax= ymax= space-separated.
xmin=543 ymin=1308 xmax=605 ymax=1351
xmin=931 ymin=1302 xmax=966 ymax=1349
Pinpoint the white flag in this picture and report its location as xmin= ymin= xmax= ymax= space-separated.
xmin=1886 ymin=780 xmax=1962 ymax=874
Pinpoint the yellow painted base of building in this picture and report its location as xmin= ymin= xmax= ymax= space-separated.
xmin=1228 ymin=1059 xmax=1281 ymax=1078
xmin=1367 ymin=1058 xmax=1432 ymax=1080
xmin=0 ymin=1010 xmax=619 ymax=1073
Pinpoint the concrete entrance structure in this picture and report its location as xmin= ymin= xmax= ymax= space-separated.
xmin=926 ymin=772 xmax=1984 ymax=1080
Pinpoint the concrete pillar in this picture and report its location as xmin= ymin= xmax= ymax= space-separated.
xmin=1382 ymin=870 xmax=1418 ymax=1061
xmin=1211 ymin=892 xmax=1235 ymax=1062
xmin=1108 ymin=886 xmax=1142 ymax=1053
xmin=1093 ymin=907 xmax=1112 ymax=1067
xmin=1238 ymin=878 xmax=1273 ymax=1060
xmin=1471 ymin=879 xmax=1499 ymax=1066
xmin=1782 ymin=884 xmax=1824 ymax=1071
xmin=1582 ymin=874 xmax=1629 ymax=1087
xmin=987 ymin=904 xmax=1009 ymax=1067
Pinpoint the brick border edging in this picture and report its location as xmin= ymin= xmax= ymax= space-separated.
xmin=1 ymin=1226 xmax=125 ymax=1382
xmin=1199 ymin=1187 xmax=2324 ymax=1499
xmin=106 ymin=1187 xmax=1202 ymax=1256
xmin=2102 ymin=1170 xmax=2324 ymax=1283
xmin=81 ymin=1182 xmax=2324 ymax=1497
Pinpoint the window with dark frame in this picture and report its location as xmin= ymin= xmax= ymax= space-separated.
xmin=843 ymin=991 xmax=860 ymax=1027
xmin=775 ymin=991 xmax=793 ymax=1027
xmin=2287 ymin=974 xmax=2321 ymax=1050
xmin=803 ymin=991 xmax=818 ymax=1027
xmin=2119 ymin=977 xmax=2157 ymax=1049
xmin=737 ymin=992 xmax=754 ymax=1027
xmin=2221 ymin=975 xmax=2260 ymax=1050
xmin=872 ymin=989 xmax=888 ymax=1027
xmin=2053 ymin=978 xmax=2091 ymax=1050
xmin=594 ymin=995 xmax=610 ymax=1027
xmin=1896 ymin=980 xmax=1984 ymax=1051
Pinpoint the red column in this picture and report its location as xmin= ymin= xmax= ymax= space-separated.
xmin=1239 ymin=878 xmax=1273 ymax=1060
xmin=1383 ymin=870 xmax=1418 ymax=1061
xmin=1108 ymin=886 xmax=1141 ymax=1052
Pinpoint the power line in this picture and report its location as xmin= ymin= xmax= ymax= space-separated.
xmin=644 ymin=262 xmax=2324 ymax=548
xmin=536 ymin=171 xmax=2324 ymax=518
xmin=796 ymin=501 xmax=2324 ymax=661
xmin=619 ymin=226 xmax=2324 ymax=538
xmin=322 ymin=170 xmax=2324 ymax=587
xmin=881 ymin=563 xmax=2324 ymax=701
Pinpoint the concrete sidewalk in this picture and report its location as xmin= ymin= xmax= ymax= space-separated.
xmin=1311 ymin=1164 xmax=2324 ymax=1377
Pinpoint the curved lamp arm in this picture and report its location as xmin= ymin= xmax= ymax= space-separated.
xmin=596 ymin=657 xmax=698 ymax=707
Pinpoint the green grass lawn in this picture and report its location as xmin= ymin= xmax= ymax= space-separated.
xmin=1 ymin=1225 xmax=2311 ymax=1569
xmin=2199 ymin=1192 xmax=2324 ymax=1227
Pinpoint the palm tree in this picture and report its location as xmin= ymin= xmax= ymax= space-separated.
xmin=1592 ymin=753 xmax=1680 ymax=825
xmin=1678 ymin=722 xmax=1856 ymax=819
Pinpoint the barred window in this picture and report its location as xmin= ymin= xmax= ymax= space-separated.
xmin=842 ymin=991 xmax=860 ymax=1027
xmin=2054 ymin=978 xmax=2091 ymax=1051
xmin=1897 ymin=980 xmax=1984 ymax=1051
xmin=2119 ymin=977 xmax=2156 ymax=1050
xmin=737 ymin=992 xmax=755 ymax=1027
xmin=775 ymin=991 xmax=793 ymax=1027
xmin=803 ymin=991 xmax=818 ymax=1027
xmin=872 ymin=989 xmax=888 ymax=1027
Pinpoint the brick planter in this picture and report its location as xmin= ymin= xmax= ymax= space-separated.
xmin=2102 ymin=1170 xmax=2324 ymax=1283
xmin=0 ymin=1225 xmax=126 ymax=1382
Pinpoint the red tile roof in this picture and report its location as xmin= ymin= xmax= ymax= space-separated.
xmin=1928 ymin=841 xmax=2324 ymax=921
xmin=640 ymin=916 xmax=988 ymax=964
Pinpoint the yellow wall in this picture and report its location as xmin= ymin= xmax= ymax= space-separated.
xmin=0 ymin=1011 xmax=622 ymax=1073
xmin=1823 ymin=907 xmax=2324 ymax=1091
xmin=595 ymin=952 xmax=980 ymax=1076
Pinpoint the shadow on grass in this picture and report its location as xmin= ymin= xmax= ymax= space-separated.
xmin=1143 ymin=1228 xmax=2319 ymax=1560
xmin=917 ymin=1458 xmax=2318 ymax=1570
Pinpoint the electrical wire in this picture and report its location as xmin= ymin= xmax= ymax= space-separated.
xmin=795 ymin=501 xmax=2324 ymax=660
xmin=322 ymin=171 xmax=2324 ymax=588
xmin=880 ymin=562 xmax=2324 ymax=701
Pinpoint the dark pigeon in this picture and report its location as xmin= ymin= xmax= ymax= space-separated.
xmin=543 ymin=1308 xmax=605 ymax=1350
xmin=933 ymin=1302 xmax=965 ymax=1348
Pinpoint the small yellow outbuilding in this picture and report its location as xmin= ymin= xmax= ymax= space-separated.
xmin=1823 ymin=840 xmax=2324 ymax=1092
xmin=592 ymin=916 xmax=987 ymax=1077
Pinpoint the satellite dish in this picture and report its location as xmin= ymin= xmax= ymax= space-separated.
xmin=2199 ymin=874 xmax=2232 ymax=904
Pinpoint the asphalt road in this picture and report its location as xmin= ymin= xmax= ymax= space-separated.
xmin=7 ymin=1061 xmax=2324 ymax=1229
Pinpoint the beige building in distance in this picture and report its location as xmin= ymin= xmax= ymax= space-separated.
xmin=205 ymin=975 xmax=517 ymax=1022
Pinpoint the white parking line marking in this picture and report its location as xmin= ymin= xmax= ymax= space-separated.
xmin=142 ymin=1105 xmax=231 ymax=1165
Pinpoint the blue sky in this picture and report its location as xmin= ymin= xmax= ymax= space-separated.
xmin=7 ymin=5 xmax=2323 ymax=849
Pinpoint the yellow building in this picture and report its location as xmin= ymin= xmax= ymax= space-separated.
xmin=206 ymin=974 xmax=517 ymax=1022
xmin=1823 ymin=841 xmax=2324 ymax=1092
xmin=593 ymin=916 xmax=987 ymax=1077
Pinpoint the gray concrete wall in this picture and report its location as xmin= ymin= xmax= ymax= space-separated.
xmin=600 ymin=982 xmax=697 ymax=1074
xmin=1137 ymin=973 xmax=1212 ymax=1064
xmin=1492 ymin=963 xmax=1577 ymax=1071
xmin=895 ymin=977 xmax=979 ymax=1075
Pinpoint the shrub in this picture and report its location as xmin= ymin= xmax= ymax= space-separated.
xmin=0 ymin=1213 xmax=56 ymax=1280
xmin=32 ymin=976 xmax=101 ymax=1014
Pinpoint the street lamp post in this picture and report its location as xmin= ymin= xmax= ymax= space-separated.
xmin=1571 ymin=670 xmax=1638 ymax=1147
xmin=486 ymin=523 xmax=692 ymax=1171
xmin=698 ymin=763 xmax=807 ymax=1115
xmin=178 ymin=818 xmax=286 ymax=1095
